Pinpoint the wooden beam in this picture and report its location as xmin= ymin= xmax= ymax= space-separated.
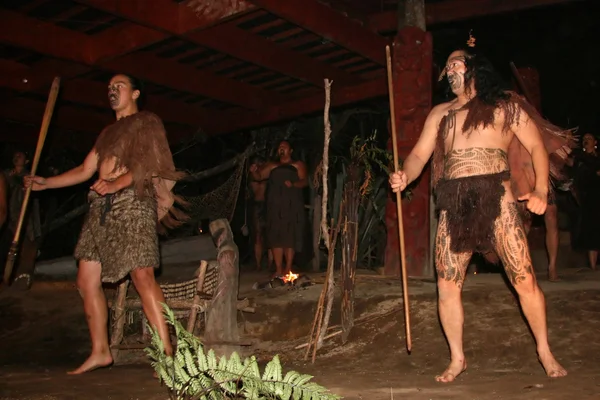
xmin=0 ymin=94 xmax=193 ymax=141
xmin=214 ymin=77 xmax=387 ymax=134
xmin=0 ymin=96 xmax=112 ymax=135
xmin=78 ymin=0 xmax=251 ymax=62
xmin=102 ymin=52 xmax=284 ymax=109
xmin=367 ymin=0 xmax=582 ymax=32
xmin=0 ymin=8 xmax=276 ymax=109
xmin=189 ymin=22 xmax=360 ymax=87
xmin=0 ymin=59 xmax=88 ymax=92
xmin=75 ymin=0 xmax=253 ymax=35
xmin=89 ymin=22 xmax=168 ymax=63
xmin=249 ymin=0 xmax=390 ymax=65
xmin=0 ymin=120 xmax=95 ymax=150
xmin=80 ymin=0 xmax=348 ymax=96
xmin=0 ymin=9 xmax=91 ymax=63
xmin=0 ymin=59 xmax=220 ymax=130
xmin=74 ymin=0 xmax=198 ymax=34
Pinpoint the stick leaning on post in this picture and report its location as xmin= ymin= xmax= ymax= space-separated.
xmin=3 ymin=77 xmax=61 ymax=286
xmin=385 ymin=45 xmax=412 ymax=353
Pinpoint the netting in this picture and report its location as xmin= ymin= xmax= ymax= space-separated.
xmin=184 ymin=154 xmax=247 ymax=222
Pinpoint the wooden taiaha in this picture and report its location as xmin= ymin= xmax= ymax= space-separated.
xmin=3 ymin=77 xmax=60 ymax=285
xmin=385 ymin=45 xmax=412 ymax=352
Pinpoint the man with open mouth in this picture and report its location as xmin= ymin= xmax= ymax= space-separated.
xmin=25 ymin=74 xmax=187 ymax=375
xmin=390 ymin=46 xmax=571 ymax=383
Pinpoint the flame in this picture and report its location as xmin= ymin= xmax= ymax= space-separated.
xmin=282 ymin=271 xmax=299 ymax=284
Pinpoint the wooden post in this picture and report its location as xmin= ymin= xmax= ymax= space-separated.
xmin=311 ymin=193 xmax=322 ymax=271
xmin=110 ymin=280 xmax=130 ymax=362
xmin=186 ymin=260 xmax=208 ymax=333
xmin=397 ymin=0 xmax=426 ymax=30
xmin=384 ymin=0 xmax=432 ymax=278
xmin=204 ymin=218 xmax=240 ymax=356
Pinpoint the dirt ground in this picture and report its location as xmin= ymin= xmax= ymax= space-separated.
xmin=1 ymin=266 xmax=599 ymax=400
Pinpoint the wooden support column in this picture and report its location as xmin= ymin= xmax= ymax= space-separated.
xmin=384 ymin=0 xmax=432 ymax=277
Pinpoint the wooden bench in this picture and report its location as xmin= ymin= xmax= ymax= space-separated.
xmin=108 ymin=219 xmax=252 ymax=361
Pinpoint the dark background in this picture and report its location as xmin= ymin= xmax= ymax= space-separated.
xmin=430 ymin=1 xmax=598 ymax=136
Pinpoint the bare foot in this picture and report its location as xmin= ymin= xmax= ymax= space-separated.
xmin=539 ymin=352 xmax=567 ymax=378
xmin=548 ymin=273 xmax=561 ymax=282
xmin=67 ymin=352 xmax=113 ymax=375
xmin=435 ymin=358 xmax=467 ymax=383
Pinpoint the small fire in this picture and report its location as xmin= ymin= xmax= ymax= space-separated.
xmin=282 ymin=271 xmax=299 ymax=284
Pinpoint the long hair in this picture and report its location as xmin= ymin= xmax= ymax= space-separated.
xmin=461 ymin=48 xmax=510 ymax=106
xmin=445 ymin=49 xmax=519 ymax=135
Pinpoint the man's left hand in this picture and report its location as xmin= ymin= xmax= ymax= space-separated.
xmin=284 ymin=180 xmax=293 ymax=188
xmin=517 ymin=190 xmax=547 ymax=215
xmin=91 ymin=179 xmax=119 ymax=196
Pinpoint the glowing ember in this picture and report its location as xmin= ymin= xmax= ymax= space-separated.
xmin=282 ymin=271 xmax=299 ymax=284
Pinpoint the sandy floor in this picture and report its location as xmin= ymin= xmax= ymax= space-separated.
xmin=1 ymin=266 xmax=599 ymax=400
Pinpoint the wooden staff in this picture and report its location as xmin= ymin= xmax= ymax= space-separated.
xmin=385 ymin=45 xmax=412 ymax=353
xmin=3 ymin=77 xmax=61 ymax=286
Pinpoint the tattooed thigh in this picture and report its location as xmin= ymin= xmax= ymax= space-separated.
xmin=493 ymin=201 xmax=535 ymax=286
xmin=435 ymin=211 xmax=472 ymax=289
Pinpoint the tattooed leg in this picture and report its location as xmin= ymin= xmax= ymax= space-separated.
xmin=494 ymin=201 xmax=567 ymax=378
xmin=435 ymin=212 xmax=472 ymax=383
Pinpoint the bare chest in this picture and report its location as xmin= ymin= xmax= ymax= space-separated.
xmin=442 ymin=109 xmax=514 ymax=154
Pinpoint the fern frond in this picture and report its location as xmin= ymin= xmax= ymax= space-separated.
xmin=146 ymin=305 xmax=342 ymax=400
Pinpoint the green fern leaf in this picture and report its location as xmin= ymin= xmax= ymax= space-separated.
xmin=184 ymin=346 xmax=199 ymax=377
xmin=207 ymin=349 xmax=217 ymax=370
xmin=197 ymin=343 xmax=209 ymax=371
xmin=148 ymin=304 xmax=342 ymax=400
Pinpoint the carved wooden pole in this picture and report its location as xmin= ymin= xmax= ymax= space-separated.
xmin=397 ymin=0 xmax=426 ymax=30
xmin=384 ymin=0 xmax=433 ymax=278
xmin=204 ymin=218 xmax=240 ymax=356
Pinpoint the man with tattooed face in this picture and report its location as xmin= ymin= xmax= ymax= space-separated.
xmin=389 ymin=49 xmax=571 ymax=382
xmin=25 ymin=74 xmax=186 ymax=374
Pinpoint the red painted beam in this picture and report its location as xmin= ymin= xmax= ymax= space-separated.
xmin=0 ymin=120 xmax=96 ymax=150
xmin=0 ymin=8 xmax=277 ymax=109
xmin=90 ymin=22 xmax=168 ymax=63
xmin=190 ymin=22 xmax=360 ymax=87
xmin=367 ymin=0 xmax=582 ymax=31
xmin=249 ymin=0 xmax=390 ymax=65
xmin=0 ymin=59 xmax=220 ymax=130
xmin=0 ymin=95 xmax=192 ymax=141
xmin=0 ymin=9 xmax=92 ymax=63
xmin=102 ymin=52 xmax=284 ymax=110
xmin=80 ymin=0 xmax=253 ymax=62
xmin=214 ymin=77 xmax=387 ymax=134
xmin=74 ymin=0 xmax=199 ymax=34
xmin=2 ymin=75 xmax=387 ymax=138
xmin=75 ymin=0 xmax=253 ymax=35
xmin=1 ymin=96 xmax=113 ymax=135
xmin=74 ymin=0 xmax=371 ymax=107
